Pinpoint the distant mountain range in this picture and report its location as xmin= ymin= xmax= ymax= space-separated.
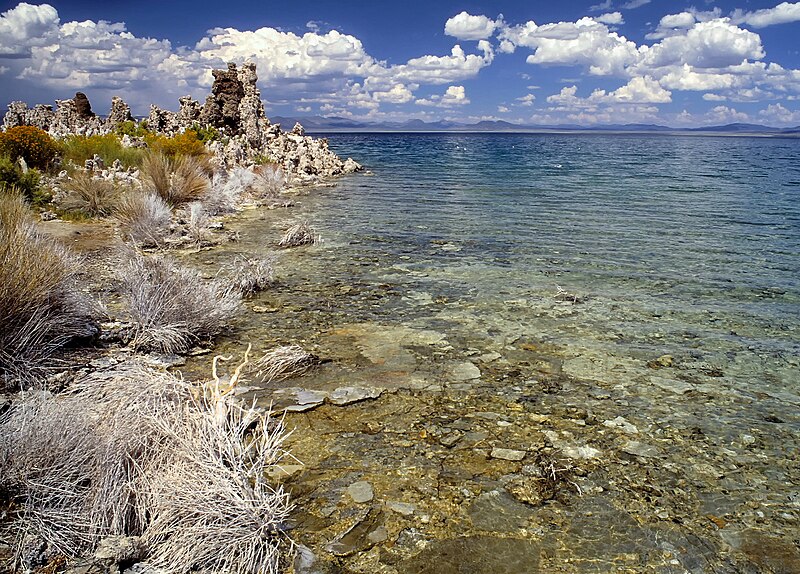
xmin=271 ymin=116 xmax=800 ymax=136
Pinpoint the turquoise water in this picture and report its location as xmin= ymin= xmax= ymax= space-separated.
xmin=204 ymin=133 xmax=800 ymax=571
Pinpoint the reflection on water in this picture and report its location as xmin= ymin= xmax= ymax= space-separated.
xmin=188 ymin=134 xmax=800 ymax=572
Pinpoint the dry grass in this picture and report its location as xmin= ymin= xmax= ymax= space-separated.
xmin=140 ymin=152 xmax=210 ymax=206
xmin=113 ymin=191 xmax=172 ymax=247
xmin=278 ymin=221 xmax=316 ymax=248
xmin=58 ymin=172 xmax=119 ymax=217
xmin=226 ymin=256 xmax=275 ymax=296
xmin=0 ymin=356 xmax=293 ymax=573
xmin=253 ymin=345 xmax=318 ymax=383
xmin=205 ymin=167 xmax=253 ymax=214
xmin=0 ymin=192 xmax=98 ymax=388
xmin=118 ymin=250 xmax=241 ymax=353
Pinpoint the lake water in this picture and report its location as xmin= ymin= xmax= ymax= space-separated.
xmin=197 ymin=133 xmax=800 ymax=572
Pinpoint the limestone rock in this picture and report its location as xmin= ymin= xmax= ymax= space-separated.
xmin=106 ymin=96 xmax=133 ymax=129
xmin=490 ymin=448 xmax=527 ymax=461
xmin=347 ymin=481 xmax=374 ymax=503
xmin=74 ymin=92 xmax=95 ymax=119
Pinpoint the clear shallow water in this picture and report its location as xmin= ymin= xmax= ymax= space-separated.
xmin=196 ymin=133 xmax=800 ymax=572
xmin=316 ymin=133 xmax=799 ymax=389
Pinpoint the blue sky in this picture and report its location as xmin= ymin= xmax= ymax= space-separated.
xmin=1 ymin=1 xmax=800 ymax=126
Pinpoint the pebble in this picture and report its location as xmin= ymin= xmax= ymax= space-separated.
xmin=367 ymin=527 xmax=388 ymax=543
xmin=560 ymin=445 xmax=602 ymax=460
xmin=603 ymin=416 xmax=639 ymax=434
xmin=622 ymin=441 xmax=660 ymax=458
xmin=386 ymin=501 xmax=416 ymax=516
xmin=347 ymin=481 xmax=374 ymax=503
xmin=490 ymin=448 xmax=527 ymax=461
xmin=451 ymin=362 xmax=481 ymax=381
xmin=329 ymin=386 xmax=383 ymax=406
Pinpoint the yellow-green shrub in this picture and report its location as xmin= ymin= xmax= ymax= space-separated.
xmin=0 ymin=126 xmax=61 ymax=170
xmin=61 ymin=134 xmax=146 ymax=169
xmin=144 ymin=130 xmax=207 ymax=157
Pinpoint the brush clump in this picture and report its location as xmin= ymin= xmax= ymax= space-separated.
xmin=227 ymin=255 xmax=275 ymax=296
xmin=278 ymin=221 xmax=316 ymax=248
xmin=0 ymin=357 xmax=293 ymax=573
xmin=140 ymin=152 xmax=211 ymax=206
xmin=0 ymin=192 xmax=98 ymax=388
xmin=57 ymin=172 xmax=120 ymax=217
xmin=118 ymin=250 xmax=241 ymax=353
xmin=113 ymin=191 xmax=172 ymax=247
xmin=254 ymin=345 xmax=318 ymax=383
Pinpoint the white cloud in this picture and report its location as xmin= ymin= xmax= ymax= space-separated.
xmin=416 ymin=85 xmax=470 ymax=107
xmin=500 ymin=17 xmax=640 ymax=76
xmin=705 ymin=105 xmax=750 ymax=124
xmin=0 ymin=2 xmax=59 ymax=56
xmin=732 ymin=2 xmax=800 ymax=28
xmin=623 ymin=0 xmax=651 ymax=9
xmin=444 ymin=11 xmax=498 ymax=41
xmin=596 ymin=12 xmax=623 ymax=25
xmin=372 ymin=83 xmax=414 ymax=104
xmin=497 ymin=105 xmax=510 ymax=113
xmin=388 ymin=42 xmax=494 ymax=85
xmin=546 ymin=76 xmax=670 ymax=108
xmin=647 ymin=12 xmax=696 ymax=39
xmin=759 ymin=102 xmax=800 ymax=125
xmin=296 ymin=105 xmax=311 ymax=112
xmin=516 ymin=93 xmax=536 ymax=106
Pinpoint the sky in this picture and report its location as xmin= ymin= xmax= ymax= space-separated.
xmin=1 ymin=1 xmax=800 ymax=127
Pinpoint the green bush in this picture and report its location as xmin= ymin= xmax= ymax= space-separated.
xmin=61 ymin=134 xmax=146 ymax=169
xmin=144 ymin=130 xmax=207 ymax=157
xmin=0 ymin=155 xmax=46 ymax=204
xmin=191 ymin=123 xmax=221 ymax=144
xmin=0 ymin=126 xmax=61 ymax=170
xmin=115 ymin=120 xmax=150 ymax=138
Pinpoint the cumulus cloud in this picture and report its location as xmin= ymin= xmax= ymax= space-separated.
xmin=444 ymin=11 xmax=498 ymax=40
xmin=546 ymin=77 xmax=670 ymax=109
xmin=0 ymin=2 xmax=59 ymax=56
xmin=595 ymin=12 xmax=624 ymax=25
xmin=759 ymin=102 xmax=800 ymax=124
xmin=704 ymin=105 xmax=750 ymax=124
xmin=416 ymin=85 xmax=470 ymax=107
xmin=732 ymin=2 xmax=800 ymax=28
xmin=516 ymin=93 xmax=536 ymax=106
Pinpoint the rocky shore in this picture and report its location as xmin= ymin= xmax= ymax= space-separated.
xmin=3 ymin=62 xmax=362 ymax=181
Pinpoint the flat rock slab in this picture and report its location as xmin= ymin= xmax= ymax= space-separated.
xmin=347 ymin=481 xmax=375 ymax=503
xmin=491 ymin=448 xmax=527 ymax=461
xmin=386 ymin=501 xmax=416 ymax=516
xmin=452 ymin=362 xmax=481 ymax=381
xmin=622 ymin=441 xmax=660 ymax=458
xmin=329 ymin=386 xmax=383 ymax=405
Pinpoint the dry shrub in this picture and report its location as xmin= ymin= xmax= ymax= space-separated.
xmin=254 ymin=345 xmax=318 ymax=383
xmin=184 ymin=202 xmax=211 ymax=245
xmin=278 ymin=221 xmax=315 ymax=248
xmin=205 ymin=167 xmax=253 ymax=214
xmin=58 ymin=172 xmax=119 ymax=217
xmin=119 ymin=250 xmax=241 ymax=353
xmin=113 ymin=191 xmax=172 ymax=247
xmin=0 ymin=192 xmax=98 ymax=387
xmin=227 ymin=256 xmax=275 ymax=296
xmin=0 ymin=359 xmax=293 ymax=573
xmin=251 ymin=164 xmax=285 ymax=200
xmin=141 ymin=152 xmax=210 ymax=206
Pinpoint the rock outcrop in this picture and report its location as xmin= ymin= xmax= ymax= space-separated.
xmin=1 ymin=62 xmax=363 ymax=179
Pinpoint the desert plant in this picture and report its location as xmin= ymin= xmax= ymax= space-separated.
xmin=0 ymin=155 xmax=44 ymax=203
xmin=58 ymin=172 xmax=119 ymax=217
xmin=0 ymin=192 xmax=98 ymax=387
xmin=61 ymin=134 xmax=145 ymax=169
xmin=251 ymin=164 xmax=285 ymax=200
xmin=113 ymin=191 xmax=172 ymax=247
xmin=185 ymin=202 xmax=211 ymax=245
xmin=278 ymin=221 xmax=316 ymax=248
xmin=0 ymin=126 xmax=60 ymax=170
xmin=253 ymin=345 xmax=318 ymax=383
xmin=141 ymin=152 xmax=210 ymax=206
xmin=0 ymin=357 xmax=293 ymax=573
xmin=226 ymin=256 xmax=275 ymax=296
xmin=144 ymin=130 xmax=207 ymax=157
xmin=205 ymin=167 xmax=253 ymax=214
xmin=118 ymin=250 xmax=241 ymax=353
xmin=115 ymin=120 xmax=149 ymax=138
